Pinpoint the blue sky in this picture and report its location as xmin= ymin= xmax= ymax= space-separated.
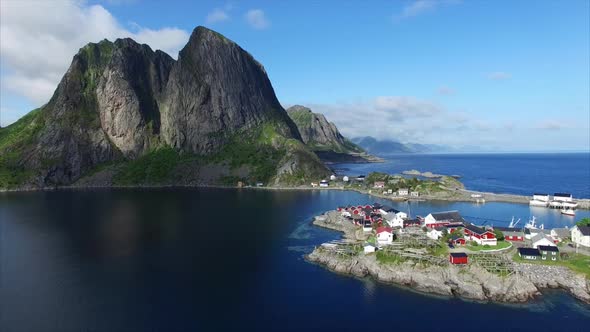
xmin=1 ymin=0 xmax=589 ymax=151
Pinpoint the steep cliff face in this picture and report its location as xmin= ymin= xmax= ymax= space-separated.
xmin=286 ymin=105 xmax=362 ymax=153
xmin=162 ymin=28 xmax=300 ymax=153
xmin=0 ymin=27 xmax=329 ymax=189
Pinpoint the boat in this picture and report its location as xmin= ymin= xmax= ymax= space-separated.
xmin=525 ymin=216 xmax=544 ymax=230
xmin=560 ymin=208 xmax=576 ymax=216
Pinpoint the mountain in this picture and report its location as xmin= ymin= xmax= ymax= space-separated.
xmin=286 ymin=105 xmax=362 ymax=154
xmin=352 ymin=136 xmax=453 ymax=155
xmin=0 ymin=27 xmax=330 ymax=189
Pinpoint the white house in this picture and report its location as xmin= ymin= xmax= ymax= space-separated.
xmin=571 ymin=225 xmax=590 ymax=248
xmin=410 ymin=191 xmax=419 ymax=197
xmin=343 ymin=176 xmax=349 ymax=182
xmin=374 ymin=181 xmax=385 ymax=188
xmin=376 ymin=227 xmax=393 ymax=245
xmin=363 ymin=222 xmax=373 ymax=232
xmin=530 ymin=233 xmax=556 ymax=249
xmin=311 ymin=182 xmax=318 ymax=187
xmin=330 ymin=174 xmax=337 ymax=181
xmin=553 ymin=193 xmax=573 ymax=202
xmin=398 ymin=188 xmax=409 ymax=196
xmin=533 ymin=193 xmax=550 ymax=202
xmin=319 ymin=180 xmax=329 ymax=187
xmin=524 ymin=228 xmax=541 ymax=240
xmin=356 ymin=175 xmax=366 ymax=181
xmin=384 ymin=213 xmax=404 ymax=228
xmin=364 ymin=243 xmax=376 ymax=254
xmin=426 ymin=227 xmax=444 ymax=240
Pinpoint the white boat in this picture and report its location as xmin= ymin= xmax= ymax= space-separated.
xmin=525 ymin=216 xmax=544 ymax=230
xmin=560 ymin=208 xmax=576 ymax=216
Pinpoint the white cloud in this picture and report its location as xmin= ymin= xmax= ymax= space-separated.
xmin=245 ymin=9 xmax=270 ymax=30
xmin=487 ymin=71 xmax=512 ymax=80
xmin=0 ymin=0 xmax=189 ymax=108
xmin=206 ymin=8 xmax=230 ymax=24
xmin=535 ymin=120 xmax=570 ymax=131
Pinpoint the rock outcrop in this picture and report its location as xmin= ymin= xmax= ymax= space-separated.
xmin=0 ymin=27 xmax=330 ymax=189
xmin=286 ymin=105 xmax=361 ymax=153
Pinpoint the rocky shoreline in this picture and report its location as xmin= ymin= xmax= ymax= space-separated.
xmin=307 ymin=211 xmax=590 ymax=304
xmin=2 ymin=184 xmax=589 ymax=210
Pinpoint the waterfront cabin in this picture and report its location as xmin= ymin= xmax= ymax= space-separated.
xmin=424 ymin=211 xmax=465 ymax=228
xmin=410 ymin=191 xmax=419 ymax=197
xmin=538 ymin=245 xmax=559 ymax=261
xmin=530 ymin=233 xmax=556 ymax=249
xmin=518 ymin=247 xmax=541 ymax=260
xmin=464 ymin=224 xmax=497 ymax=246
xmin=427 ymin=227 xmax=444 ymax=240
xmin=343 ymin=176 xmax=349 ymax=182
xmin=449 ymin=252 xmax=468 ymax=265
xmin=553 ymin=193 xmax=573 ymax=202
xmin=320 ymin=180 xmax=329 ymax=187
xmin=364 ymin=243 xmax=376 ymax=254
xmin=376 ymin=227 xmax=394 ymax=245
xmin=256 ymin=182 xmax=264 ymax=187
xmin=450 ymin=234 xmax=466 ymax=246
xmin=373 ymin=181 xmax=385 ymax=188
xmin=384 ymin=213 xmax=404 ymax=228
xmin=403 ymin=219 xmax=422 ymax=228
xmin=356 ymin=175 xmax=366 ymax=181
xmin=550 ymin=227 xmax=570 ymax=242
xmin=503 ymin=230 xmax=524 ymax=242
xmin=398 ymin=188 xmax=409 ymax=196
xmin=311 ymin=182 xmax=318 ymax=187
xmin=330 ymin=174 xmax=337 ymax=181
xmin=571 ymin=225 xmax=590 ymax=248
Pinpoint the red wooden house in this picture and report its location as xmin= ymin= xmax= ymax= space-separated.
xmin=464 ymin=224 xmax=497 ymax=246
xmin=450 ymin=234 xmax=466 ymax=246
xmin=449 ymin=252 xmax=468 ymax=265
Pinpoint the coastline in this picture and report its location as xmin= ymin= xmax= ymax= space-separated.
xmin=306 ymin=210 xmax=590 ymax=305
xmin=2 ymin=183 xmax=589 ymax=210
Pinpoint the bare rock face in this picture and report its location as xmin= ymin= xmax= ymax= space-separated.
xmin=162 ymin=27 xmax=300 ymax=153
xmin=96 ymin=38 xmax=173 ymax=158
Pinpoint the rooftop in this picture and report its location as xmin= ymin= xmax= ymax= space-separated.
xmin=430 ymin=210 xmax=464 ymax=223
xmin=450 ymin=252 xmax=468 ymax=258
xmin=518 ymin=247 xmax=541 ymax=256
xmin=538 ymin=245 xmax=559 ymax=252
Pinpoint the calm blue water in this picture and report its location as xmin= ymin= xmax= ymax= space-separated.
xmin=335 ymin=153 xmax=590 ymax=198
xmin=1 ymin=188 xmax=589 ymax=332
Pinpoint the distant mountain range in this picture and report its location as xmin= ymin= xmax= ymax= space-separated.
xmin=351 ymin=136 xmax=456 ymax=155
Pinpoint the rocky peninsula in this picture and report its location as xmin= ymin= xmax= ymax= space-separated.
xmin=307 ymin=211 xmax=590 ymax=304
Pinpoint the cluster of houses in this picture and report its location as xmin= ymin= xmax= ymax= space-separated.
xmin=311 ymin=174 xmax=421 ymax=197
xmin=334 ymin=203 xmax=590 ymax=265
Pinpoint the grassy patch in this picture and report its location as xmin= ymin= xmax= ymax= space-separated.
xmin=428 ymin=243 xmax=450 ymax=257
xmin=376 ymin=251 xmax=406 ymax=265
xmin=466 ymin=240 xmax=511 ymax=252
xmin=513 ymin=252 xmax=590 ymax=278
xmin=113 ymin=148 xmax=187 ymax=185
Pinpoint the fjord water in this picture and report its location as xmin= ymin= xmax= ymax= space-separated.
xmin=336 ymin=153 xmax=590 ymax=198
xmin=1 ymin=189 xmax=589 ymax=332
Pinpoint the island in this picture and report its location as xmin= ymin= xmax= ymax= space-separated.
xmin=306 ymin=208 xmax=590 ymax=304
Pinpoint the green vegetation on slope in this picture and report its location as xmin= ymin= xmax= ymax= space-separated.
xmin=0 ymin=109 xmax=44 ymax=188
xmin=113 ymin=147 xmax=197 ymax=185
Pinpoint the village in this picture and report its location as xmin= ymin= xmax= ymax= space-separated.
xmin=307 ymin=201 xmax=590 ymax=303
xmin=325 ymin=202 xmax=590 ymax=265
